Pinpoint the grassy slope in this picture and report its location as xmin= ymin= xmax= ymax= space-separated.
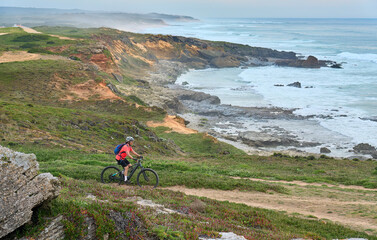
xmin=14 ymin=177 xmax=376 ymax=240
xmin=1 ymin=27 xmax=377 ymax=239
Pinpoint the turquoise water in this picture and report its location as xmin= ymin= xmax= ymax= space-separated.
xmin=142 ymin=19 xmax=377 ymax=155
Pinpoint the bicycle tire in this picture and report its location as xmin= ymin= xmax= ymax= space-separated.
xmin=101 ymin=166 xmax=122 ymax=184
xmin=137 ymin=168 xmax=159 ymax=188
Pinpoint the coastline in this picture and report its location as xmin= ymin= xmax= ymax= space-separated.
xmin=141 ymin=63 xmax=376 ymax=160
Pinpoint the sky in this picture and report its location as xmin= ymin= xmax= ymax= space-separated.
xmin=1 ymin=0 xmax=377 ymax=18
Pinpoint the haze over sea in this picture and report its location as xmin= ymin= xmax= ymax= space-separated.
xmin=142 ymin=18 xmax=377 ymax=157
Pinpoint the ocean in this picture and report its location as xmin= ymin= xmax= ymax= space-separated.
xmin=142 ymin=18 xmax=377 ymax=157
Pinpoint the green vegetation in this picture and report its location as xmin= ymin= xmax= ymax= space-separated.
xmin=0 ymin=27 xmax=25 ymax=34
xmin=12 ymin=177 xmax=376 ymax=240
xmin=34 ymin=26 xmax=111 ymax=39
xmin=155 ymin=126 xmax=245 ymax=155
xmin=0 ymin=31 xmax=77 ymax=54
xmin=2 ymin=27 xmax=376 ymax=239
xmin=159 ymin=154 xmax=377 ymax=188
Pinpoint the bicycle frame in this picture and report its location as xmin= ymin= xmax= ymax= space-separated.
xmin=124 ymin=159 xmax=144 ymax=180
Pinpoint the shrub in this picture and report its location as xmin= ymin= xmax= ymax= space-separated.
xmin=27 ymin=48 xmax=54 ymax=54
xmin=307 ymin=155 xmax=316 ymax=160
xmin=20 ymin=43 xmax=39 ymax=49
xmin=13 ymin=34 xmax=50 ymax=42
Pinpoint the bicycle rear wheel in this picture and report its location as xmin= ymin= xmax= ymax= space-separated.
xmin=101 ymin=166 xmax=122 ymax=184
xmin=137 ymin=168 xmax=159 ymax=188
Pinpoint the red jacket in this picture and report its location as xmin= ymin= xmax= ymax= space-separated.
xmin=116 ymin=144 xmax=133 ymax=160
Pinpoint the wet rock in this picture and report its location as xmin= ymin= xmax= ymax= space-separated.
xmin=275 ymin=56 xmax=324 ymax=68
xmin=0 ymin=145 xmax=61 ymax=239
xmin=353 ymin=143 xmax=376 ymax=153
xmin=302 ymin=55 xmax=320 ymax=68
xmin=239 ymin=131 xmax=297 ymax=147
xmin=320 ymin=147 xmax=331 ymax=153
xmin=287 ymin=82 xmax=302 ymax=88
xmin=359 ymin=116 xmax=377 ymax=122
xmin=329 ymin=62 xmax=343 ymax=68
xmin=178 ymin=91 xmax=221 ymax=105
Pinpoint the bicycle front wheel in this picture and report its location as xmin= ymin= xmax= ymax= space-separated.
xmin=137 ymin=168 xmax=159 ymax=188
xmin=101 ymin=166 xmax=122 ymax=184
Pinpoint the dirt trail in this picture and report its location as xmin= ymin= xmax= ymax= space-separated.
xmin=19 ymin=26 xmax=77 ymax=40
xmin=233 ymin=177 xmax=377 ymax=192
xmin=166 ymin=183 xmax=377 ymax=234
xmin=0 ymin=51 xmax=69 ymax=63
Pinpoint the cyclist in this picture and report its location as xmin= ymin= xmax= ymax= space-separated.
xmin=116 ymin=136 xmax=142 ymax=182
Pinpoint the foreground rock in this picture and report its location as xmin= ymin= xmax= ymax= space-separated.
xmin=200 ymin=232 xmax=247 ymax=240
xmin=0 ymin=145 xmax=61 ymax=238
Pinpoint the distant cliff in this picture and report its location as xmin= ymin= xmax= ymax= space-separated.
xmin=0 ymin=7 xmax=198 ymax=30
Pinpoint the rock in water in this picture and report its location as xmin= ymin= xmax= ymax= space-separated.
xmin=320 ymin=147 xmax=331 ymax=153
xmin=302 ymin=55 xmax=320 ymax=68
xmin=287 ymin=82 xmax=302 ymax=88
xmin=353 ymin=143 xmax=377 ymax=159
xmin=353 ymin=143 xmax=376 ymax=152
xmin=0 ymin=145 xmax=61 ymax=238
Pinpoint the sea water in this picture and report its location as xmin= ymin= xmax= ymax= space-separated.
xmin=142 ymin=19 xmax=377 ymax=157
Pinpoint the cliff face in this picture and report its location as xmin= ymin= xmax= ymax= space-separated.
xmin=0 ymin=146 xmax=61 ymax=238
xmin=76 ymin=29 xmax=328 ymax=113
xmin=0 ymin=26 xmax=331 ymax=116
xmin=97 ymin=31 xmax=298 ymax=72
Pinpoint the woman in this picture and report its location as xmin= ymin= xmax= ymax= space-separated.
xmin=115 ymin=136 xmax=142 ymax=182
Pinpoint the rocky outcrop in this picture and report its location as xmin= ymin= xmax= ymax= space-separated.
xmin=112 ymin=73 xmax=123 ymax=83
xmin=210 ymin=56 xmax=241 ymax=68
xmin=287 ymin=82 xmax=302 ymax=88
xmin=301 ymin=56 xmax=320 ymax=68
xmin=353 ymin=143 xmax=377 ymax=158
xmin=0 ymin=146 xmax=61 ymax=239
xmin=178 ymin=91 xmax=221 ymax=105
xmin=238 ymin=131 xmax=319 ymax=148
xmin=320 ymin=147 xmax=331 ymax=153
xmin=20 ymin=215 xmax=66 ymax=240
xmin=275 ymin=55 xmax=332 ymax=68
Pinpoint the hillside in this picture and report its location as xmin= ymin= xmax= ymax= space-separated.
xmin=0 ymin=7 xmax=197 ymax=31
xmin=1 ymin=26 xmax=377 ymax=239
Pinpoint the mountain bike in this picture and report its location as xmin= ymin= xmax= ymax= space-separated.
xmin=100 ymin=157 xmax=159 ymax=188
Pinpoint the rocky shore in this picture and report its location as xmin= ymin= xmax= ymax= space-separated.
xmin=133 ymin=60 xmax=376 ymax=160
xmin=84 ymin=28 xmax=372 ymax=159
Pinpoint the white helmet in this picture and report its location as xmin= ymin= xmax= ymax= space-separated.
xmin=126 ymin=136 xmax=134 ymax=142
